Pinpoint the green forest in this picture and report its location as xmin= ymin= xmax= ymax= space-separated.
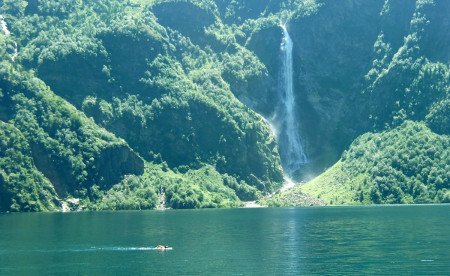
xmin=0 ymin=0 xmax=448 ymax=212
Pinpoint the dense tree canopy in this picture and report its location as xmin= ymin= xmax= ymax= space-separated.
xmin=0 ymin=0 xmax=449 ymax=211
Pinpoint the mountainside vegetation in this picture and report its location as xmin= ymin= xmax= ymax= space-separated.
xmin=0 ymin=0 xmax=448 ymax=211
xmin=266 ymin=121 xmax=450 ymax=206
xmin=263 ymin=0 xmax=450 ymax=206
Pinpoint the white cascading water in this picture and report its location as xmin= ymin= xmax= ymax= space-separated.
xmin=277 ymin=24 xmax=308 ymax=177
xmin=1 ymin=15 xmax=18 ymax=61
xmin=0 ymin=15 xmax=10 ymax=36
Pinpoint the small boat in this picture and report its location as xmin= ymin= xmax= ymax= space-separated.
xmin=155 ymin=245 xmax=172 ymax=251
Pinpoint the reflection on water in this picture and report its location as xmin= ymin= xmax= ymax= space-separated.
xmin=0 ymin=206 xmax=449 ymax=274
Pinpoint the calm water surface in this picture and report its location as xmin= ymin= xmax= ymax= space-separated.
xmin=0 ymin=205 xmax=449 ymax=275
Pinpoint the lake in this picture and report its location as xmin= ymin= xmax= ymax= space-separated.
xmin=0 ymin=205 xmax=449 ymax=275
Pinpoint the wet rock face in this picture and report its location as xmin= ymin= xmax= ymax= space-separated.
xmin=245 ymin=26 xmax=282 ymax=115
xmin=95 ymin=145 xmax=144 ymax=190
xmin=286 ymin=0 xmax=386 ymax=174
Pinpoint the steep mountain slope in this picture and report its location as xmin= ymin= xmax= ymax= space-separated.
xmin=263 ymin=0 xmax=449 ymax=206
xmin=0 ymin=0 xmax=285 ymax=211
xmin=0 ymin=120 xmax=59 ymax=212
xmin=0 ymin=0 xmax=448 ymax=211
xmin=0 ymin=63 xmax=144 ymax=210
xmin=266 ymin=122 xmax=450 ymax=206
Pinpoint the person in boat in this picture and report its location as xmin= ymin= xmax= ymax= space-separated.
xmin=156 ymin=245 xmax=170 ymax=250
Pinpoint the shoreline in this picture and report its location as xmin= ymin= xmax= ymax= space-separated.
xmin=2 ymin=203 xmax=450 ymax=215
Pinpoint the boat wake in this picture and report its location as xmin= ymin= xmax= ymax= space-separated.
xmin=3 ymin=246 xmax=169 ymax=254
xmin=88 ymin=246 xmax=158 ymax=251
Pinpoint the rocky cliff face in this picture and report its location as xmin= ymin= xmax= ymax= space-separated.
xmin=257 ymin=0 xmax=449 ymax=205
xmin=220 ymin=0 xmax=449 ymax=179
xmin=0 ymin=120 xmax=60 ymax=212
xmin=0 ymin=0 xmax=286 ymax=211
xmin=0 ymin=64 xmax=144 ymax=211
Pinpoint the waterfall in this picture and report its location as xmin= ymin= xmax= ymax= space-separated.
xmin=1 ymin=15 xmax=18 ymax=61
xmin=0 ymin=15 xmax=10 ymax=36
xmin=276 ymin=24 xmax=308 ymax=177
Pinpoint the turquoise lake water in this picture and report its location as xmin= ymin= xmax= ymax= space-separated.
xmin=0 ymin=205 xmax=449 ymax=275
